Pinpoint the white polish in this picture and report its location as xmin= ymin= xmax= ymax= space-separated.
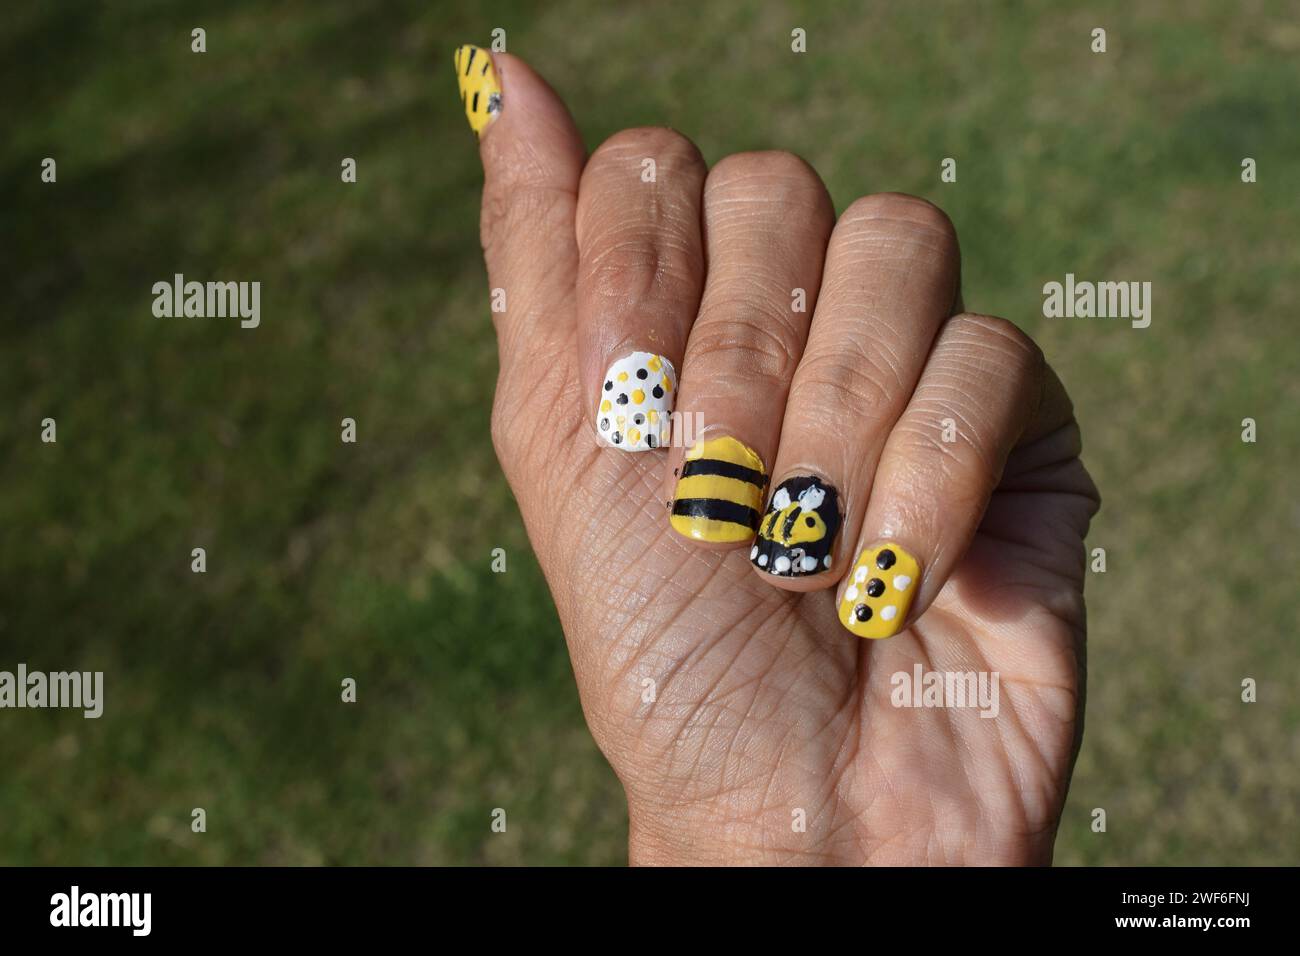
xmin=595 ymin=352 xmax=676 ymax=452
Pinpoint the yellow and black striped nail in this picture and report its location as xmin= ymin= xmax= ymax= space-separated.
xmin=670 ymin=437 xmax=767 ymax=543
xmin=453 ymin=45 xmax=501 ymax=135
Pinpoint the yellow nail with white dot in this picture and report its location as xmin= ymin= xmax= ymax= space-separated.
xmin=595 ymin=352 xmax=677 ymax=451
xmin=453 ymin=45 xmax=501 ymax=136
xmin=839 ymin=542 xmax=921 ymax=639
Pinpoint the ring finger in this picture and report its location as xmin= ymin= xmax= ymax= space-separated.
xmin=752 ymin=193 xmax=960 ymax=586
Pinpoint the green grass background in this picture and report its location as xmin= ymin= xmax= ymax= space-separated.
xmin=2 ymin=0 xmax=1297 ymax=864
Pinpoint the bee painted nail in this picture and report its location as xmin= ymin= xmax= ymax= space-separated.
xmin=751 ymin=476 xmax=841 ymax=576
xmin=839 ymin=542 xmax=920 ymax=639
xmin=453 ymin=45 xmax=501 ymax=136
xmin=596 ymin=352 xmax=676 ymax=451
xmin=670 ymin=437 xmax=767 ymax=543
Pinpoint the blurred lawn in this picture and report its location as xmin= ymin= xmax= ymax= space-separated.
xmin=2 ymin=0 xmax=1297 ymax=864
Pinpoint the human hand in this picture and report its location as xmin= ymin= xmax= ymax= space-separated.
xmin=456 ymin=46 xmax=1100 ymax=865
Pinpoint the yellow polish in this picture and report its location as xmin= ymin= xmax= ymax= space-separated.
xmin=669 ymin=436 xmax=766 ymax=543
xmin=453 ymin=45 xmax=501 ymax=136
xmin=839 ymin=542 xmax=921 ymax=639
xmin=674 ymin=473 xmax=757 ymax=503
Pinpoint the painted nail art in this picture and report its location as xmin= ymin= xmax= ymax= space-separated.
xmin=839 ymin=542 xmax=920 ymax=639
xmin=453 ymin=45 xmax=501 ymax=135
xmin=751 ymin=476 xmax=841 ymax=576
xmin=596 ymin=352 xmax=676 ymax=451
xmin=670 ymin=437 xmax=767 ymax=543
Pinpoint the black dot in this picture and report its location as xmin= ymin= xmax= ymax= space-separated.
xmin=611 ymin=432 xmax=622 ymax=444
xmin=866 ymin=578 xmax=885 ymax=598
xmin=636 ymin=368 xmax=648 ymax=379
xmin=604 ymin=381 xmax=612 ymax=391
xmin=652 ymin=385 xmax=664 ymax=399
xmin=805 ymin=515 xmax=816 ymax=527
xmin=633 ymin=413 xmax=645 ymax=425
xmin=854 ymin=604 xmax=872 ymax=623
xmin=616 ymin=393 xmax=629 ymax=405
xmin=876 ymin=549 xmax=896 ymax=570
xmin=647 ymin=434 xmax=657 ymax=449
xmin=599 ymin=418 xmax=610 ymax=431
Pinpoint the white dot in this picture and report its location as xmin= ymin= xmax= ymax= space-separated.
xmin=844 ymin=586 xmax=859 ymax=601
xmin=823 ymin=555 xmax=832 ymax=568
xmin=758 ymin=554 xmax=768 ymax=567
xmin=750 ymin=546 xmax=758 ymax=560
xmin=774 ymin=556 xmax=791 ymax=574
xmin=893 ymin=575 xmax=912 ymax=591
xmin=801 ymin=556 xmax=818 ymax=572
xmin=881 ymin=605 xmax=897 ymax=621
xmin=854 ymin=567 xmax=868 ymax=583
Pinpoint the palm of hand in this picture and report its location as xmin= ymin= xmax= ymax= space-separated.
xmin=495 ymin=321 xmax=1096 ymax=866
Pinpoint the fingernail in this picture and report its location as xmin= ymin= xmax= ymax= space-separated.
xmin=751 ymin=476 xmax=841 ymax=576
xmin=670 ymin=437 xmax=767 ymax=543
xmin=596 ymin=352 xmax=676 ymax=451
xmin=839 ymin=542 xmax=920 ymax=639
xmin=453 ymin=45 xmax=501 ymax=136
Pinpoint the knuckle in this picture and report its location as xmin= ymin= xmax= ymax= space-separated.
xmin=890 ymin=415 xmax=999 ymax=502
xmin=576 ymin=129 xmax=704 ymax=303
xmin=791 ymin=348 xmax=901 ymax=422
xmin=489 ymin=395 xmax=520 ymax=473
xmin=948 ymin=312 xmax=1044 ymax=381
xmin=687 ymin=311 xmax=800 ymax=384
xmin=479 ymin=187 xmax=510 ymax=255
xmin=836 ymin=192 xmax=957 ymax=250
xmin=588 ymin=126 xmax=703 ymax=173
xmin=580 ymin=234 xmax=666 ymax=305
xmin=480 ymin=183 xmax=572 ymax=259
xmin=706 ymin=150 xmax=827 ymax=207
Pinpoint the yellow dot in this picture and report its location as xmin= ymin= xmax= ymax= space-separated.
xmin=618 ymin=371 xmax=629 ymax=382
xmin=662 ymin=376 xmax=673 ymax=392
xmin=647 ymin=355 xmax=662 ymax=372
xmin=631 ymin=388 xmax=645 ymax=404
xmin=647 ymin=410 xmax=658 ymax=423
xmin=600 ymin=400 xmax=611 ymax=413
xmin=628 ymin=429 xmax=641 ymax=443
xmin=616 ymin=415 xmax=626 ymax=427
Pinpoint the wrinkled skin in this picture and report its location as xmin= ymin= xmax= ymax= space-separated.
xmin=474 ymin=53 xmax=1100 ymax=865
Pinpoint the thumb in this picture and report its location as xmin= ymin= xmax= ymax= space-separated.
xmin=454 ymin=45 xmax=586 ymax=387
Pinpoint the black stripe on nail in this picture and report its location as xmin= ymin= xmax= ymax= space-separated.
xmin=672 ymin=498 xmax=759 ymax=529
xmin=472 ymin=91 xmax=480 ymax=112
xmin=680 ymin=458 xmax=766 ymax=487
xmin=481 ymin=60 xmax=489 ymax=75
xmin=466 ymin=48 xmax=476 ymax=75
xmin=781 ymin=505 xmax=803 ymax=540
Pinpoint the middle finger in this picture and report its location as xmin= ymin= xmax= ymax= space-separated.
xmin=664 ymin=151 xmax=835 ymax=546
